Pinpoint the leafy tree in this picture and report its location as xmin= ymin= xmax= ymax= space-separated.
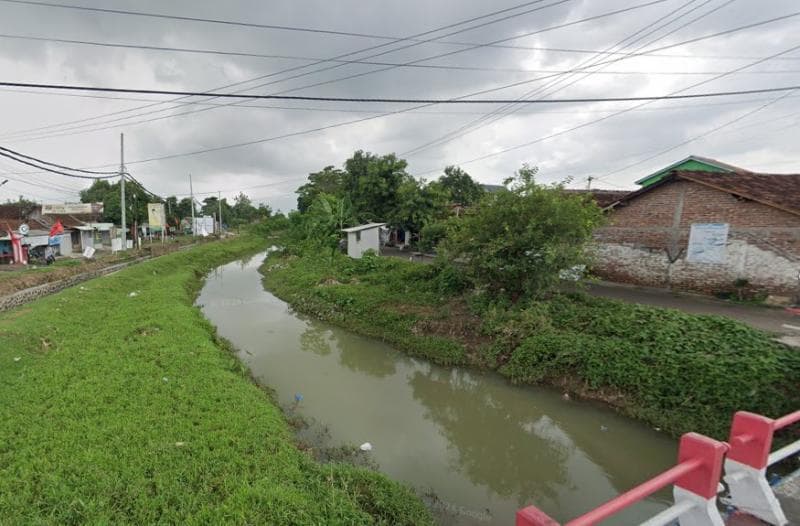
xmin=443 ymin=164 xmax=604 ymax=300
xmin=79 ymin=178 xmax=153 ymax=226
xmin=175 ymin=197 xmax=194 ymax=221
xmin=289 ymin=193 xmax=355 ymax=255
xmin=439 ymin=166 xmax=484 ymax=206
xmin=165 ymin=196 xmax=180 ymax=226
xmin=296 ymin=166 xmax=345 ymax=212
xmin=343 ymin=150 xmax=410 ymax=222
xmin=388 ymin=179 xmax=449 ymax=237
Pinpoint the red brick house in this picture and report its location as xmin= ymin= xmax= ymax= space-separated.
xmin=592 ymin=165 xmax=800 ymax=299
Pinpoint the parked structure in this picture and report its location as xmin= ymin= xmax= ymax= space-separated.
xmin=342 ymin=223 xmax=385 ymax=259
xmin=592 ymin=157 xmax=800 ymax=299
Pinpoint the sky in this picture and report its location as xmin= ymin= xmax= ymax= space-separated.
xmin=0 ymin=0 xmax=798 ymax=213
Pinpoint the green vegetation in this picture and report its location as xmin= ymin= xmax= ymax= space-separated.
xmin=262 ymin=249 xmax=800 ymax=440
xmin=79 ymin=180 xmax=271 ymax=228
xmin=442 ymin=165 xmax=603 ymax=298
xmin=0 ymin=233 xmax=431 ymax=525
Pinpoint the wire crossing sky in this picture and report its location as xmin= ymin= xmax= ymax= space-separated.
xmin=0 ymin=0 xmax=798 ymax=212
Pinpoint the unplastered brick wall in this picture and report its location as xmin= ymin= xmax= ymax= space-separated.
xmin=592 ymin=179 xmax=800 ymax=296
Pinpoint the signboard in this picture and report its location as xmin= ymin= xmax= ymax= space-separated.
xmin=686 ymin=223 xmax=729 ymax=264
xmin=147 ymin=203 xmax=166 ymax=230
xmin=42 ymin=203 xmax=96 ymax=215
xmin=193 ymin=216 xmax=214 ymax=236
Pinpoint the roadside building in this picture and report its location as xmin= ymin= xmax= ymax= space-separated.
xmin=592 ymin=160 xmax=800 ymax=299
xmin=342 ymin=223 xmax=386 ymax=259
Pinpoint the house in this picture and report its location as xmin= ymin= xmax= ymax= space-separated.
xmin=592 ymin=163 xmax=800 ymax=299
xmin=342 ymin=223 xmax=385 ymax=259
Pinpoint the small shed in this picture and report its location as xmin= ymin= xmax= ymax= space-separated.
xmin=342 ymin=223 xmax=385 ymax=259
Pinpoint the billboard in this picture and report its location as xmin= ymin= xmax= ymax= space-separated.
xmin=147 ymin=203 xmax=166 ymax=230
xmin=42 ymin=203 xmax=98 ymax=215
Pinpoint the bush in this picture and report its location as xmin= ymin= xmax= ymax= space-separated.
xmin=418 ymin=221 xmax=448 ymax=253
xmin=443 ymin=165 xmax=604 ymax=300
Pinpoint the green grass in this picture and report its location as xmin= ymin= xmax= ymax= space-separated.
xmin=262 ymin=249 xmax=800 ymax=440
xmin=0 ymin=235 xmax=432 ymax=525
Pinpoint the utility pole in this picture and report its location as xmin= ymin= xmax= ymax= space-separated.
xmin=586 ymin=176 xmax=594 ymax=191
xmin=218 ymin=191 xmax=222 ymax=235
xmin=120 ymin=133 xmax=126 ymax=251
xmin=189 ymin=173 xmax=195 ymax=237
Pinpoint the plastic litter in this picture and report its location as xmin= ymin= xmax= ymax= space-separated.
xmin=162 ymin=377 xmax=169 ymax=382
xmin=600 ymin=425 xmax=609 ymax=432
xmin=294 ymin=393 xmax=303 ymax=403
xmin=13 ymin=357 xmax=21 ymax=362
xmin=129 ymin=291 xmax=138 ymax=297
xmin=359 ymin=442 xmax=373 ymax=452
xmin=175 ymin=442 xmax=186 ymax=447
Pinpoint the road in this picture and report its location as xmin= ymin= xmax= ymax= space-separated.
xmin=587 ymin=281 xmax=800 ymax=347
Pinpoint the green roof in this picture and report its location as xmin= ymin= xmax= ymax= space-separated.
xmin=635 ymin=155 xmax=746 ymax=187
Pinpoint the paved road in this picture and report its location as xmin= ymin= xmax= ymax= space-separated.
xmin=587 ymin=281 xmax=800 ymax=347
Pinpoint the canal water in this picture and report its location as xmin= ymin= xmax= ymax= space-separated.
xmin=197 ymin=253 xmax=678 ymax=525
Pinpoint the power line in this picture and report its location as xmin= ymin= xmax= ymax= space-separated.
xmin=401 ymin=0 xmax=728 ymax=157
xmin=409 ymin=40 xmax=800 ymax=176
xmin=0 ymin=0 xmax=566 ymax=142
xmin=7 ymin=32 xmax=800 ymax=77
xmin=0 ymin=145 xmax=117 ymax=175
xmin=5 ymin=0 xmax=800 ymax=62
xmin=0 ymin=148 xmax=117 ymax=179
xmin=2 ymin=80 xmax=798 ymax=104
xmin=6 ymin=9 xmax=799 ymax=173
xmin=1 ymin=0 xmax=672 ymax=144
xmin=591 ymin=88 xmax=799 ymax=183
xmin=5 ymin=4 xmax=796 ymax=147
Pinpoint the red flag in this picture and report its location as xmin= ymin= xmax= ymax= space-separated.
xmin=49 ymin=219 xmax=64 ymax=238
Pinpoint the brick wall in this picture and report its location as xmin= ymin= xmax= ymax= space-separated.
xmin=593 ymin=180 xmax=800 ymax=297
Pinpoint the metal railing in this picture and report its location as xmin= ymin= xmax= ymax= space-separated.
xmin=516 ymin=409 xmax=800 ymax=526
xmin=516 ymin=433 xmax=727 ymax=526
xmin=724 ymin=410 xmax=800 ymax=525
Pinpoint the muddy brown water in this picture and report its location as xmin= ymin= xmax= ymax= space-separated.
xmin=197 ymin=253 xmax=678 ymax=525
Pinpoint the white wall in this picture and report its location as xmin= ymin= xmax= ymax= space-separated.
xmin=347 ymin=228 xmax=380 ymax=259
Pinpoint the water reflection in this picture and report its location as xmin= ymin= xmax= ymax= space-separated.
xmin=300 ymin=325 xmax=332 ymax=356
xmin=409 ymin=368 xmax=569 ymax=506
xmin=198 ymin=254 xmax=677 ymax=525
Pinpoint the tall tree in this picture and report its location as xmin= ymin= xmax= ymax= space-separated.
xmin=388 ymin=179 xmax=449 ymax=235
xmin=439 ymin=166 xmax=484 ymax=206
xmin=296 ymin=166 xmax=345 ymax=212
xmin=342 ymin=150 xmax=410 ymax=222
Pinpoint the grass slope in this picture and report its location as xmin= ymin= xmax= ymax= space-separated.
xmin=0 ymin=236 xmax=431 ymax=525
xmin=262 ymin=250 xmax=800 ymax=440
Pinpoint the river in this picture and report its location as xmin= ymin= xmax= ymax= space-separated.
xmin=197 ymin=252 xmax=678 ymax=525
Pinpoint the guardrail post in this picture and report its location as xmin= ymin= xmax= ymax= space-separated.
xmin=672 ymin=433 xmax=726 ymax=526
xmin=516 ymin=506 xmax=560 ymax=526
xmin=723 ymin=411 xmax=787 ymax=525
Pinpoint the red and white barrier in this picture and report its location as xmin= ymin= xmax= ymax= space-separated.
xmin=724 ymin=410 xmax=800 ymax=525
xmin=516 ymin=433 xmax=727 ymax=526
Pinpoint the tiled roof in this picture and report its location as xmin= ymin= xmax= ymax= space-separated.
xmin=616 ymin=170 xmax=800 ymax=216
xmin=564 ymin=189 xmax=631 ymax=208
xmin=675 ymin=170 xmax=800 ymax=215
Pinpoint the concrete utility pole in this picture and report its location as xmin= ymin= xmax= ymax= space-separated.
xmin=120 ymin=133 xmax=127 ymax=251
xmin=189 ymin=173 xmax=195 ymax=237
xmin=218 ymin=191 xmax=222 ymax=235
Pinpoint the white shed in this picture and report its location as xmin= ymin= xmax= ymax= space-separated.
xmin=342 ymin=223 xmax=385 ymax=259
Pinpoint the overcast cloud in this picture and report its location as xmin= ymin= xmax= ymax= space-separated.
xmin=0 ymin=0 xmax=798 ymax=212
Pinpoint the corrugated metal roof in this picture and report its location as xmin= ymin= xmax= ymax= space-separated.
xmin=341 ymin=222 xmax=386 ymax=233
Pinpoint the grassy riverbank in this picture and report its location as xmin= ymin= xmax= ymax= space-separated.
xmin=0 ymin=235 xmax=432 ymax=525
xmin=262 ymin=250 xmax=800 ymax=440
